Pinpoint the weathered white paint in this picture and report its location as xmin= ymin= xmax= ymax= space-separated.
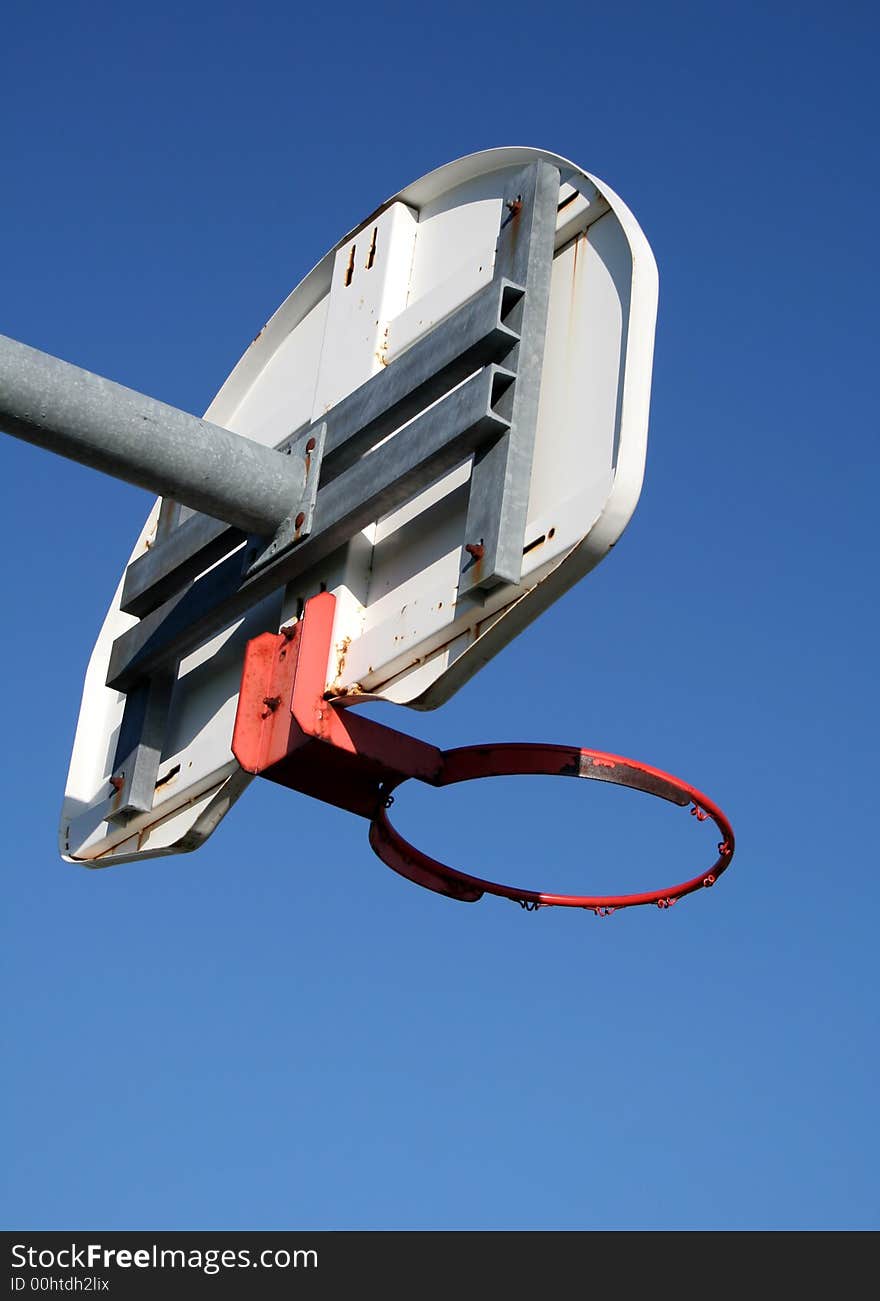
xmin=61 ymin=147 xmax=658 ymax=865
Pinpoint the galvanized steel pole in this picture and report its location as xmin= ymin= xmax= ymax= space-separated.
xmin=0 ymin=333 xmax=302 ymax=535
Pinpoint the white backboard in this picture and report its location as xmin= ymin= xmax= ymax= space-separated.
xmin=61 ymin=146 xmax=658 ymax=865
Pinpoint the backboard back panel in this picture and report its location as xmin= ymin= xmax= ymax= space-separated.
xmin=61 ymin=147 xmax=658 ymax=865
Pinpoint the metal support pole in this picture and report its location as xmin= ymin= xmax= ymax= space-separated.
xmin=0 ymin=333 xmax=304 ymax=535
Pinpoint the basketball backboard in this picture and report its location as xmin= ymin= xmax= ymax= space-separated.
xmin=60 ymin=146 xmax=658 ymax=865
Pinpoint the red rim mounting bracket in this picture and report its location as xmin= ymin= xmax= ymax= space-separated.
xmin=232 ymin=593 xmax=735 ymax=912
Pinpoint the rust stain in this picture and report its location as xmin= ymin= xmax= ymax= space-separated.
xmin=501 ymin=194 xmax=524 ymax=261
xmin=328 ymin=682 xmax=365 ymax=700
xmin=570 ymin=233 xmax=586 ymax=316
xmin=154 ymin=763 xmax=180 ymax=791
xmin=334 ymin=635 xmax=352 ymax=684
xmin=463 ymin=541 xmax=484 ymax=584
xmin=108 ymin=774 xmax=125 ymax=816
xmin=142 ymin=519 xmax=159 ymax=553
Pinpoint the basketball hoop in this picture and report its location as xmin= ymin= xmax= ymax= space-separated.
xmin=233 ymin=594 xmax=735 ymax=914
xmin=369 ymin=743 xmax=734 ymax=911
xmin=50 ymin=149 xmax=671 ymax=871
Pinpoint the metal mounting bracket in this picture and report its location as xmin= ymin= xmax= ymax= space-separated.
xmin=232 ymin=591 xmax=443 ymax=820
xmin=232 ymin=592 xmax=736 ymax=912
xmin=244 ymin=421 xmax=327 ymax=575
xmin=103 ymin=159 xmax=560 ymax=822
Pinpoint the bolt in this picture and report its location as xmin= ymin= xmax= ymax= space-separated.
xmin=465 ymin=542 xmax=485 ymax=560
xmin=305 ymin=437 xmax=316 ymax=453
xmin=295 ymin=512 xmax=306 ymax=530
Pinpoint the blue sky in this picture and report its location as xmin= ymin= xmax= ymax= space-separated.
xmin=2 ymin=0 xmax=877 ymax=1230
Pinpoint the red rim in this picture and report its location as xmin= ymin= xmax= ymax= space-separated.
xmin=368 ymin=743 xmax=735 ymax=911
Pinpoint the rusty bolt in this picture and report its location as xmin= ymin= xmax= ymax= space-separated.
xmin=305 ymin=437 xmax=316 ymax=453
xmin=506 ymin=197 xmax=523 ymax=216
xmin=109 ymin=775 xmax=124 ymax=792
xmin=465 ymin=542 xmax=485 ymax=560
xmin=295 ymin=512 xmax=306 ymax=530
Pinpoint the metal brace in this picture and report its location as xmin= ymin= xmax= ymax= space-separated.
xmin=105 ymin=160 xmax=561 ymax=821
